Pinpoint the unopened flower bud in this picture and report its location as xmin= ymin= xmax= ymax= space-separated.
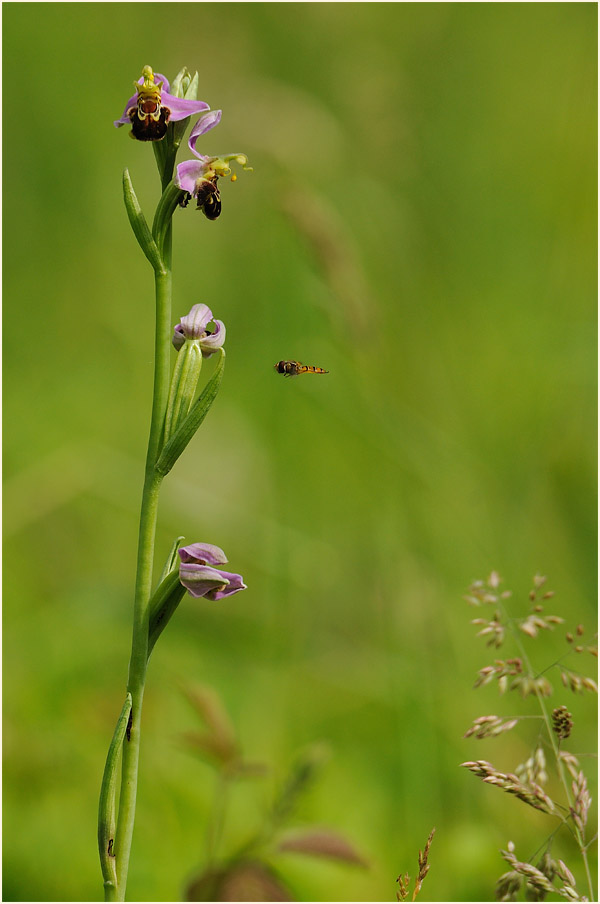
xmin=170 ymin=66 xmax=194 ymax=99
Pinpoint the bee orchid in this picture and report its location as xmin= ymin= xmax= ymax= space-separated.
xmin=175 ymin=111 xmax=251 ymax=219
xmin=178 ymin=543 xmax=247 ymax=601
xmin=114 ymin=66 xmax=210 ymax=141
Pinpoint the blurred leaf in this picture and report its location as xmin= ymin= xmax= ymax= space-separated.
xmin=271 ymin=743 xmax=330 ymax=827
xmin=181 ymin=684 xmax=240 ymax=768
xmin=180 ymin=730 xmax=239 ymax=769
xmin=185 ymin=867 xmax=222 ymax=902
xmin=277 ymin=828 xmax=367 ymax=867
xmin=186 ymin=861 xmax=294 ymax=902
xmin=232 ymin=761 xmax=270 ymax=779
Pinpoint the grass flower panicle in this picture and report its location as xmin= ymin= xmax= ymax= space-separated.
xmin=552 ymin=705 xmax=573 ymax=740
xmin=515 ymin=746 xmax=548 ymax=787
xmin=462 ymin=573 xmax=597 ymax=902
xmin=463 ymin=714 xmax=519 ymax=739
xmin=497 ymin=842 xmax=587 ymax=902
xmin=460 ymin=759 xmax=556 ymax=815
xmin=395 ymin=828 xmax=435 ymax=902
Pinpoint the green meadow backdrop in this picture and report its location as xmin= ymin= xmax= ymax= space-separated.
xmin=3 ymin=3 xmax=596 ymax=901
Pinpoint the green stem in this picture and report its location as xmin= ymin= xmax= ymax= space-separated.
xmin=111 ymin=471 xmax=161 ymax=901
xmin=103 ymin=227 xmax=173 ymax=901
xmin=205 ymin=772 xmax=231 ymax=869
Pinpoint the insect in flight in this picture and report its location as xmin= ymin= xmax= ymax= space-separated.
xmin=274 ymin=360 xmax=329 ymax=377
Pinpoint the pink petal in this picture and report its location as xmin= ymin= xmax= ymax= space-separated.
xmin=189 ymin=110 xmax=222 ymax=155
xmin=178 ymin=543 xmax=228 ymax=566
xmin=176 ymin=159 xmax=207 ymax=193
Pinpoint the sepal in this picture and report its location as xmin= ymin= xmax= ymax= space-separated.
xmin=171 ymin=68 xmax=201 ymax=148
xmin=184 ymin=71 xmax=200 ymax=101
xmin=170 ymin=67 xmax=192 ymax=99
xmin=122 ymin=169 xmax=165 ymax=273
xmin=155 ymin=348 xmax=225 ymax=476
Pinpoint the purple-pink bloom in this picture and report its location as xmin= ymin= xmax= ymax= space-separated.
xmin=172 ymin=303 xmax=225 ymax=356
xmin=114 ymin=66 xmax=210 ymax=142
xmin=178 ymin=543 xmax=246 ymax=600
xmin=175 ymin=112 xmax=251 ymax=218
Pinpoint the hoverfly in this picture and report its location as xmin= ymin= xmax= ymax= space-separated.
xmin=274 ymin=360 xmax=329 ymax=377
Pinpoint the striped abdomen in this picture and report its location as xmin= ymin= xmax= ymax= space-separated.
xmin=274 ymin=360 xmax=329 ymax=376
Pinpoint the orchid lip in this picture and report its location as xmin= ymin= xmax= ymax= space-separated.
xmin=114 ymin=70 xmax=210 ymax=130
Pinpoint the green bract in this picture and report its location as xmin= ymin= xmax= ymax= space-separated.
xmin=156 ymin=347 xmax=225 ymax=476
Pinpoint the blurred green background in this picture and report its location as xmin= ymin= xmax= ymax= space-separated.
xmin=3 ymin=3 xmax=597 ymax=901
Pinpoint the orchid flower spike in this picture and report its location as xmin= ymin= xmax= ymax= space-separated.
xmin=114 ymin=65 xmax=210 ymax=142
xmin=175 ymin=111 xmax=252 ymax=219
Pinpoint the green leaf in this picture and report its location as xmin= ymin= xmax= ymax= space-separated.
xmin=155 ymin=348 xmax=225 ymax=477
xmin=186 ymin=862 xmax=293 ymax=903
xmin=122 ymin=169 xmax=165 ymax=273
xmin=277 ymin=829 xmax=367 ymax=866
xmin=98 ymin=693 xmax=133 ymax=894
